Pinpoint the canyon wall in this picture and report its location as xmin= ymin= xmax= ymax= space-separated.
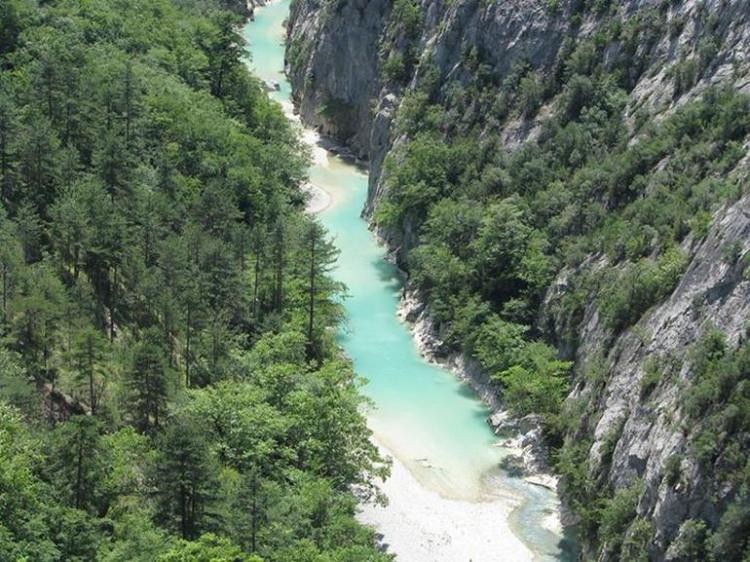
xmin=286 ymin=0 xmax=750 ymax=559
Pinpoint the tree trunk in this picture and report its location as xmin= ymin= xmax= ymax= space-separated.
xmin=109 ymin=266 xmax=117 ymax=342
xmin=0 ymin=127 xmax=8 ymax=202
xmin=75 ymin=430 xmax=84 ymax=509
xmin=185 ymin=306 xmax=191 ymax=388
xmin=253 ymin=249 xmax=261 ymax=320
xmin=2 ymin=263 xmax=8 ymax=318
xmin=307 ymin=233 xmax=316 ymax=358
xmin=87 ymin=336 xmax=96 ymax=415
xmin=180 ymin=483 xmax=188 ymax=539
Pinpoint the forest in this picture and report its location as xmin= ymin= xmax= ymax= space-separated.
xmin=0 ymin=0 xmax=391 ymax=560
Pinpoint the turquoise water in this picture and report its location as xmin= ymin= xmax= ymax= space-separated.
xmin=244 ymin=2 xmax=575 ymax=559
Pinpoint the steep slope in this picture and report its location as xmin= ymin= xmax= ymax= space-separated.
xmin=286 ymin=0 xmax=750 ymax=560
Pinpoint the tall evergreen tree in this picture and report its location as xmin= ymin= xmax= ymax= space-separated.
xmin=46 ymin=415 xmax=105 ymax=513
xmin=125 ymin=328 xmax=173 ymax=433
xmin=302 ymin=220 xmax=339 ymax=361
xmin=70 ymin=327 xmax=108 ymax=414
xmin=152 ymin=417 xmax=220 ymax=540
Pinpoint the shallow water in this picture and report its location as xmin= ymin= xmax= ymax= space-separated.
xmin=244 ymin=2 xmax=574 ymax=559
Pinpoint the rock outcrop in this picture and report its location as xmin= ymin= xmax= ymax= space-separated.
xmin=286 ymin=0 xmax=391 ymax=158
xmin=545 ymin=192 xmax=750 ymax=559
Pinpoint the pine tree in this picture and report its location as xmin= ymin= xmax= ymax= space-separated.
xmin=124 ymin=328 xmax=173 ymax=434
xmin=70 ymin=327 xmax=108 ymax=415
xmin=0 ymin=91 xmax=18 ymax=204
xmin=152 ymin=417 xmax=220 ymax=540
xmin=302 ymin=220 xmax=339 ymax=361
xmin=46 ymin=415 xmax=104 ymax=513
xmin=0 ymin=210 xmax=23 ymax=321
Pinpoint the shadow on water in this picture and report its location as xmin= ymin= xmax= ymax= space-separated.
xmin=371 ymin=254 xmax=404 ymax=290
xmin=501 ymin=468 xmax=581 ymax=562
xmin=558 ymin=527 xmax=581 ymax=562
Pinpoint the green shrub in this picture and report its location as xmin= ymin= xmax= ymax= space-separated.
xmin=621 ymin=518 xmax=653 ymax=562
xmin=639 ymin=357 xmax=662 ymax=399
xmin=664 ymin=454 xmax=682 ymax=486
xmin=599 ymin=246 xmax=688 ymax=333
xmin=554 ymin=440 xmax=603 ymax=538
xmin=598 ymin=418 xmax=625 ymax=468
xmin=391 ymin=0 xmax=421 ymax=38
xmin=598 ymin=480 xmax=644 ymax=557
xmin=494 ymin=342 xmax=572 ymax=418
xmin=517 ymin=71 xmax=544 ymax=116
xmin=708 ymin=497 xmax=750 ymax=560
xmin=668 ymin=519 xmax=708 ymax=560
xmin=383 ymin=52 xmax=407 ymax=83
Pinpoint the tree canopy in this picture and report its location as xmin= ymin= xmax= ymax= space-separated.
xmin=0 ymin=0 xmax=390 ymax=560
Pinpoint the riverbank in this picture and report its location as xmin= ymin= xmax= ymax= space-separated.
xmin=296 ymin=113 xmax=336 ymax=213
xmin=302 ymin=182 xmax=332 ymax=213
xmin=398 ymin=285 xmax=560 ymax=490
xmin=357 ymin=442 xmax=534 ymax=562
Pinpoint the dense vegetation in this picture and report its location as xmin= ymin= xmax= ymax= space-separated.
xmin=373 ymin=0 xmax=750 ymax=558
xmin=0 ymin=0 xmax=391 ymax=560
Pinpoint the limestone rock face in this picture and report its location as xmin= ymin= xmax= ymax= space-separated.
xmin=545 ymin=193 xmax=750 ymax=558
xmin=286 ymin=0 xmax=390 ymax=157
xmin=286 ymin=0 xmax=750 ymax=559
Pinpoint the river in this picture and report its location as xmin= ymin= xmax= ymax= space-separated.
xmin=244 ymin=2 xmax=575 ymax=560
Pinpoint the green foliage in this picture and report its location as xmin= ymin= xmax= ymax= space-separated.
xmin=0 ymin=0 xmax=389 ymax=560
xmin=381 ymin=73 xmax=749 ymax=462
xmin=391 ymin=0 xmax=422 ymax=39
xmin=496 ymin=348 xmax=570 ymax=418
xmin=708 ymin=498 xmax=750 ymax=561
xmin=668 ymin=519 xmax=708 ymax=561
xmin=664 ymin=454 xmax=683 ymax=487
xmin=598 ymin=418 xmax=625 ymax=469
xmin=598 ymin=480 xmax=643 ymax=558
xmin=370 ymin=0 xmax=749 ymax=557
xmin=621 ymin=517 xmax=653 ymax=562
xmin=158 ymin=534 xmax=262 ymax=562
xmin=152 ymin=416 xmax=221 ymax=539
xmin=391 ymin=90 xmax=444 ymax=137
xmin=672 ymin=330 xmax=750 ymax=561
xmin=383 ymin=52 xmax=407 ymax=83
xmin=0 ymin=345 xmax=36 ymax=415
xmin=554 ymin=439 xmax=602 ymax=537
xmin=639 ymin=357 xmax=662 ymax=399
xmin=384 ymin=133 xmax=455 ymax=223
xmin=599 ymin=246 xmax=688 ymax=332
xmin=472 ymin=316 xmax=528 ymax=374
xmin=470 ymin=314 xmax=571 ymax=420
xmin=125 ymin=328 xmax=175 ymax=434
xmin=44 ymin=415 xmax=107 ymax=514
xmin=517 ymin=71 xmax=544 ymax=116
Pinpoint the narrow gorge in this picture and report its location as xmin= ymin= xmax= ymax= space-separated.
xmin=246 ymin=2 xmax=576 ymax=560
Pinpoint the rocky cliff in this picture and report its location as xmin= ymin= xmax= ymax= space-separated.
xmin=286 ymin=0 xmax=750 ymax=560
xmin=546 ymin=191 xmax=750 ymax=560
xmin=287 ymin=0 xmax=391 ymax=157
